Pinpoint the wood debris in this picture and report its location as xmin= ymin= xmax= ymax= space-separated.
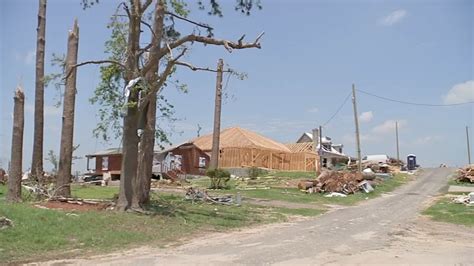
xmin=455 ymin=165 xmax=474 ymax=183
xmin=298 ymin=170 xmax=367 ymax=195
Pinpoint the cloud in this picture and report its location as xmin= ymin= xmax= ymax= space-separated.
xmin=307 ymin=107 xmax=319 ymax=113
xmin=359 ymin=111 xmax=373 ymax=123
xmin=372 ymin=119 xmax=407 ymax=134
xmin=413 ymin=136 xmax=443 ymax=145
xmin=379 ymin=9 xmax=407 ymax=26
xmin=26 ymin=104 xmax=62 ymax=116
xmin=442 ymin=80 xmax=474 ymax=104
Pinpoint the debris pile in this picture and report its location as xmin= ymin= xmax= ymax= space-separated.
xmin=452 ymin=192 xmax=474 ymax=206
xmin=455 ymin=165 xmax=474 ymax=183
xmin=0 ymin=217 xmax=13 ymax=230
xmin=185 ymin=187 xmax=233 ymax=205
xmin=298 ymin=170 xmax=374 ymax=195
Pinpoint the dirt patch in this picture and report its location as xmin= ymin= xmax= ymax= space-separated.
xmin=37 ymin=201 xmax=107 ymax=212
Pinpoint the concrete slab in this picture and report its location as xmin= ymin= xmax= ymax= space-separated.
xmin=448 ymin=185 xmax=474 ymax=193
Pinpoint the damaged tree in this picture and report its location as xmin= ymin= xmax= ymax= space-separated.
xmin=78 ymin=0 xmax=263 ymax=211
xmin=7 ymin=87 xmax=25 ymax=203
xmin=56 ymin=19 xmax=80 ymax=197
xmin=31 ymin=0 xmax=47 ymax=182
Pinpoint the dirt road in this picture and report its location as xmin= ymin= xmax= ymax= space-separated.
xmin=45 ymin=168 xmax=474 ymax=265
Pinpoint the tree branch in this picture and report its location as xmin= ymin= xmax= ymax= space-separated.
xmin=157 ymin=31 xmax=264 ymax=58
xmin=65 ymin=60 xmax=126 ymax=79
xmin=175 ymin=61 xmax=233 ymax=73
xmin=139 ymin=48 xmax=186 ymax=110
xmin=164 ymin=11 xmax=213 ymax=31
xmin=141 ymin=0 xmax=153 ymax=11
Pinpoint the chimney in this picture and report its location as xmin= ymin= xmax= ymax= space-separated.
xmin=312 ymin=128 xmax=319 ymax=153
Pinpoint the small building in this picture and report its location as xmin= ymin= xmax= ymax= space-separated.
xmin=85 ymin=148 xmax=122 ymax=180
xmin=153 ymin=142 xmax=210 ymax=178
xmin=292 ymin=130 xmax=349 ymax=169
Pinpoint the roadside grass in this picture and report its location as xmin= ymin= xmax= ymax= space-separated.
xmin=191 ymin=173 xmax=411 ymax=206
xmin=0 ymin=184 xmax=318 ymax=263
xmin=423 ymin=197 xmax=474 ymax=227
xmin=447 ymin=179 xmax=474 ymax=187
xmin=271 ymin=207 xmax=324 ymax=217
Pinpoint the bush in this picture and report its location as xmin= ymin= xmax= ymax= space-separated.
xmin=247 ymin=167 xmax=268 ymax=180
xmin=206 ymin=168 xmax=231 ymax=189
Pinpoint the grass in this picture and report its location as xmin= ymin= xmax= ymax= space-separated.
xmin=0 ymin=184 xmax=306 ymax=263
xmin=71 ymin=184 xmax=119 ymax=199
xmin=272 ymin=207 xmax=324 ymax=217
xmin=447 ymin=179 xmax=474 ymax=187
xmin=423 ymin=197 xmax=474 ymax=227
xmin=191 ymin=173 xmax=411 ymax=206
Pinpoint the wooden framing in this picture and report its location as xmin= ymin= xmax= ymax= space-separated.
xmin=217 ymin=147 xmax=319 ymax=172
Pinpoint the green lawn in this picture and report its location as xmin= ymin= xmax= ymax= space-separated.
xmin=423 ymin=197 xmax=474 ymax=227
xmin=0 ymin=184 xmax=321 ymax=263
xmin=71 ymin=184 xmax=119 ymax=199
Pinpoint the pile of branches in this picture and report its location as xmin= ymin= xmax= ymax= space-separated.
xmin=455 ymin=165 xmax=474 ymax=183
xmin=298 ymin=170 xmax=364 ymax=194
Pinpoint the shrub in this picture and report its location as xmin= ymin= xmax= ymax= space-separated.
xmin=206 ymin=168 xmax=231 ymax=189
xmin=247 ymin=167 xmax=268 ymax=180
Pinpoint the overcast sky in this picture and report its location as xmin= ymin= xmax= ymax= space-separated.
xmin=0 ymin=0 xmax=473 ymax=172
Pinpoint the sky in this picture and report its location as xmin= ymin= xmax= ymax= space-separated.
xmin=0 ymin=0 xmax=473 ymax=173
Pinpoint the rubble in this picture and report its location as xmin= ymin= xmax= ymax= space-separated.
xmin=298 ymin=169 xmax=388 ymax=195
xmin=454 ymin=165 xmax=474 ymax=183
xmin=185 ymin=187 xmax=234 ymax=205
xmin=452 ymin=193 xmax=473 ymax=206
xmin=0 ymin=217 xmax=13 ymax=230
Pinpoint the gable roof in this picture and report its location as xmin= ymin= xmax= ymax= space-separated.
xmin=191 ymin=127 xmax=291 ymax=152
xmin=297 ymin=132 xmax=332 ymax=143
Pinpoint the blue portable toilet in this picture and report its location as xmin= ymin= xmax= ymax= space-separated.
xmin=407 ymin=154 xmax=417 ymax=170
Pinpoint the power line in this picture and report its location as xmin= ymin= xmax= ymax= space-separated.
xmin=322 ymin=92 xmax=352 ymax=127
xmin=357 ymin=89 xmax=474 ymax=107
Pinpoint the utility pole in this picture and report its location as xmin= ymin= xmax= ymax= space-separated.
xmin=210 ymin=59 xmax=224 ymax=169
xmin=467 ymin=126 xmax=471 ymax=165
xmin=396 ymin=121 xmax=400 ymax=161
xmin=352 ymin=84 xmax=362 ymax=173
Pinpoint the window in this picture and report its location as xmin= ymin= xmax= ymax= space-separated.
xmin=198 ymin=157 xmax=206 ymax=168
xmin=102 ymin=156 xmax=109 ymax=171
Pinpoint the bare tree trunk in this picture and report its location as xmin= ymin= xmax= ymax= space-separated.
xmin=209 ymin=59 xmax=224 ymax=169
xmin=57 ymin=19 xmax=79 ymax=197
xmin=31 ymin=0 xmax=47 ymax=182
xmin=7 ymin=87 xmax=25 ymax=203
xmin=136 ymin=96 xmax=156 ymax=205
xmin=117 ymin=0 xmax=142 ymax=211
xmin=136 ymin=2 xmax=165 ymax=206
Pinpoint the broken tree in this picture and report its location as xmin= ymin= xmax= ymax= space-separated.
xmin=7 ymin=87 xmax=25 ymax=203
xmin=57 ymin=19 xmax=79 ymax=197
xmin=31 ymin=0 xmax=47 ymax=182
